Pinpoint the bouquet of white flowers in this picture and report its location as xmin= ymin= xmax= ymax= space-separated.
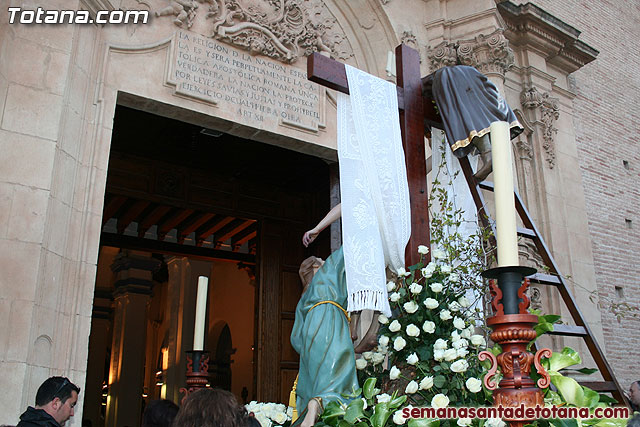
xmin=245 ymin=401 xmax=293 ymax=427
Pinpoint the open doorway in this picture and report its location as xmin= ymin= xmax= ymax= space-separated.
xmin=83 ymin=104 xmax=330 ymax=427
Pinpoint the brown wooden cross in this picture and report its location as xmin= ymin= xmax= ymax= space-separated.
xmin=308 ymin=44 xmax=439 ymax=266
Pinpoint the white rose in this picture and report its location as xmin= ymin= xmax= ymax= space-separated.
xmin=433 ymin=349 xmax=445 ymax=361
xmin=355 ymin=358 xmax=367 ymax=370
xmin=390 ymin=292 xmax=401 ymax=302
xmin=424 ymin=298 xmax=439 ymax=309
xmin=418 ymin=245 xmax=430 ymax=254
xmin=273 ymin=412 xmax=288 ymax=425
xmin=387 ymin=281 xmax=396 ymax=292
xmin=397 ymin=267 xmax=410 ymax=277
xmin=405 ymin=380 xmax=419 ymax=394
xmin=254 ymin=413 xmax=272 ymax=427
xmin=440 ymin=309 xmax=452 ymax=320
xmin=466 ymin=377 xmax=482 ymax=393
xmin=449 ymin=273 xmax=460 ymax=283
xmin=450 ymin=359 xmax=469 ymax=373
xmin=486 ymin=418 xmax=506 ymax=427
xmin=389 ymin=320 xmax=401 ymax=332
xmin=419 ymin=376 xmax=434 ymax=390
xmin=457 ymin=418 xmax=473 ymax=426
xmin=448 ymin=301 xmax=461 ymax=312
xmin=403 ymin=301 xmax=419 ymax=314
xmin=421 ymin=267 xmax=432 ymax=278
xmin=362 ymin=351 xmax=373 ymax=360
xmin=431 ymin=393 xmax=450 ymax=408
xmin=434 ymin=338 xmax=448 ymax=350
xmin=392 ymin=410 xmax=406 ymax=425
xmin=371 ymin=352 xmax=385 ymax=365
xmin=377 ymin=393 xmax=391 ymax=403
xmin=450 ymin=330 xmax=461 ymax=341
xmin=393 ymin=336 xmax=407 ymax=351
xmin=422 ymin=320 xmax=435 ymax=333
xmin=452 ymin=338 xmax=468 ymax=349
xmin=378 ymin=314 xmax=389 ymax=324
xmin=389 ymin=365 xmax=400 ymax=380
xmin=470 ymin=335 xmax=486 ymax=347
xmin=443 ymin=348 xmax=457 ymax=361
xmin=441 ymin=265 xmax=452 ymax=274
xmin=458 ymin=296 xmax=470 ymax=307
xmin=406 ymin=324 xmax=420 ymax=337
xmin=433 ymin=248 xmax=447 ymax=260
xmin=453 ymin=316 xmax=466 ymax=330
xmin=406 ymin=352 xmax=419 ymax=365
xmin=430 ymin=282 xmax=443 ymax=293
xmin=461 ymin=327 xmax=473 ymax=339
xmin=379 ymin=335 xmax=390 ymax=347
xmin=409 ymin=282 xmax=423 ymax=294
xmin=456 ymin=348 xmax=469 ymax=358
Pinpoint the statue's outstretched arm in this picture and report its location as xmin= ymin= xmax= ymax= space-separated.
xmin=302 ymin=203 xmax=341 ymax=247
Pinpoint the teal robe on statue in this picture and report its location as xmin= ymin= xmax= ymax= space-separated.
xmin=290 ymin=247 xmax=359 ymax=424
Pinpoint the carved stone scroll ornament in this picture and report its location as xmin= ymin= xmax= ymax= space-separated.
xmin=156 ymin=0 xmax=353 ymax=63
xmin=400 ymin=30 xmax=421 ymax=62
xmin=427 ymin=30 xmax=514 ymax=77
xmin=520 ymin=87 xmax=560 ymax=168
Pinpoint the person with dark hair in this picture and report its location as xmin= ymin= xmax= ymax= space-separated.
xmin=142 ymin=399 xmax=179 ymax=427
xmin=172 ymin=388 xmax=250 ymax=427
xmin=17 ymin=376 xmax=80 ymax=427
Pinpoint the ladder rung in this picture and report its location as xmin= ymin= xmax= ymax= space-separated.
xmin=578 ymin=381 xmax=618 ymax=392
xmin=548 ymin=324 xmax=587 ymax=337
xmin=528 ymin=273 xmax=561 ymax=286
xmin=478 ymin=181 xmax=494 ymax=191
xmin=517 ymin=227 xmax=536 ymax=238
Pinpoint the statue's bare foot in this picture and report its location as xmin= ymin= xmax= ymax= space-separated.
xmin=300 ymin=398 xmax=321 ymax=427
xmin=473 ymin=154 xmax=492 ymax=182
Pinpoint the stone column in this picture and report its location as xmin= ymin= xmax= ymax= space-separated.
xmin=105 ymin=252 xmax=160 ymax=427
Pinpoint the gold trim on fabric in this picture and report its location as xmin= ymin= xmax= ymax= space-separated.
xmin=309 ymin=300 xmax=350 ymax=322
xmin=449 ymin=120 xmax=522 ymax=152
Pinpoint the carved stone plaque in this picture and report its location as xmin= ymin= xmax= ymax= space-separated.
xmin=171 ymin=29 xmax=323 ymax=132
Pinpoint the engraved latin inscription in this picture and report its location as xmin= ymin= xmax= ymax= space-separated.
xmin=173 ymin=30 xmax=322 ymax=131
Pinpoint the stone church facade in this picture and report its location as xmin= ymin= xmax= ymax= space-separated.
xmin=0 ymin=0 xmax=637 ymax=425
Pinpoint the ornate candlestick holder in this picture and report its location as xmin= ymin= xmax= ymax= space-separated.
xmin=478 ymin=266 xmax=552 ymax=427
xmin=180 ymin=350 xmax=210 ymax=403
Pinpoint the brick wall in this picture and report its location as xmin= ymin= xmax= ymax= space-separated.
xmin=514 ymin=0 xmax=640 ymax=390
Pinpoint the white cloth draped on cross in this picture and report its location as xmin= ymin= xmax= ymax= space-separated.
xmin=337 ymin=64 xmax=412 ymax=318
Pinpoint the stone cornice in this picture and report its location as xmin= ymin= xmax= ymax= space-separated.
xmin=498 ymin=1 xmax=598 ymax=74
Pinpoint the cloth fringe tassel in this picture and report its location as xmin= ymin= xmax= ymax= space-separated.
xmin=348 ymin=290 xmax=387 ymax=314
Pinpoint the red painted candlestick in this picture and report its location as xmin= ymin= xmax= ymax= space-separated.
xmin=180 ymin=350 xmax=210 ymax=403
xmin=479 ymin=267 xmax=552 ymax=427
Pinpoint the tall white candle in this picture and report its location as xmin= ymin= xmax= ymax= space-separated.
xmin=490 ymin=121 xmax=519 ymax=267
xmin=193 ymin=276 xmax=209 ymax=351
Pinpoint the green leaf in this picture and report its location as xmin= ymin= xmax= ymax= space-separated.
xmin=409 ymin=419 xmax=441 ymax=427
xmin=320 ymin=401 xmax=346 ymax=424
xmin=433 ymin=375 xmax=446 ymax=388
xmin=534 ymin=321 xmax=555 ymax=338
xmin=550 ymin=372 xmax=585 ymax=406
xmin=549 ymin=419 xmax=579 ymax=427
xmin=589 ymin=418 xmax=630 ymax=427
xmin=344 ymin=399 xmax=365 ymax=424
xmin=389 ymin=394 xmax=408 ymax=409
xmin=363 ymin=377 xmax=378 ymax=400
xmin=574 ymin=367 xmax=599 ymax=375
xmin=539 ymin=314 xmax=562 ymax=324
xmin=371 ymin=402 xmax=391 ymax=427
xmin=582 ymin=386 xmax=600 ymax=409
xmin=548 ymin=347 xmax=582 ymax=371
xmin=597 ymin=393 xmax=619 ymax=405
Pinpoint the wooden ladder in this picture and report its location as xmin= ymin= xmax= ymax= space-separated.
xmin=456 ymin=155 xmax=628 ymax=406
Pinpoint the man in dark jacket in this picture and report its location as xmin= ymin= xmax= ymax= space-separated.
xmin=17 ymin=377 xmax=80 ymax=427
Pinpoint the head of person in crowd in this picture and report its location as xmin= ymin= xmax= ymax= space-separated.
xmin=142 ymin=399 xmax=179 ymax=427
xmin=18 ymin=376 xmax=80 ymax=426
xmin=172 ymin=388 xmax=250 ymax=427
xmin=630 ymin=381 xmax=640 ymax=412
